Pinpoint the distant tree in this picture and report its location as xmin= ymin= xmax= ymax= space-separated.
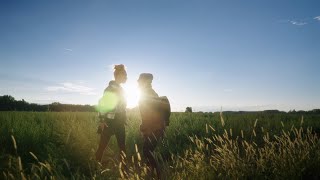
xmin=185 ymin=107 xmax=192 ymax=113
xmin=0 ymin=95 xmax=16 ymax=110
xmin=311 ymin=109 xmax=320 ymax=113
xmin=0 ymin=95 xmax=96 ymax=112
xmin=263 ymin=110 xmax=280 ymax=113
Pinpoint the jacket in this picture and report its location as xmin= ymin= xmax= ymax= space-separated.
xmin=97 ymin=80 xmax=127 ymax=124
xmin=139 ymin=86 xmax=165 ymax=134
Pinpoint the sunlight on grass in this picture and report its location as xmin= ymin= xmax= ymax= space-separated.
xmin=1 ymin=111 xmax=320 ymax=179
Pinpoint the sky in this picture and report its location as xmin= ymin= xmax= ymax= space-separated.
xmin=0 ymin=0 xmax=320 ymax=112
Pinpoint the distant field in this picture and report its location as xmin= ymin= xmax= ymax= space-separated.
xmin=1 ymin=111 xmax=320 ymax=179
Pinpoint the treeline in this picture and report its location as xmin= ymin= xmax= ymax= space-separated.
xmin=0 ymin=95 xmax=96 ymax=112
xmin=196 ymin=109 xmax=320 ymax=115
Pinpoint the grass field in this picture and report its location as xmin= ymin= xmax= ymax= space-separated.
xmin=1 ymin=111 xmax=320 ymax=179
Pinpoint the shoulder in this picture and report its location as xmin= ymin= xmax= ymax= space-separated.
xmin=104 ymin=81 xmax=120 ymax=93
xmin=139 ymin=88 xmax=159 ymax=104
xmin=146 ymin=88 xmax=159 ymax=97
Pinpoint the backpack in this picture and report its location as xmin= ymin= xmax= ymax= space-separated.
xmin=157 ymin=96 xmax=171 ymax=126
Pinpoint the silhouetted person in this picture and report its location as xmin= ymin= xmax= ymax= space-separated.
xmin=138 ymin=73 xmax=166 ymax=179
xmin=96 ymin=64 xmax=127 ymax=163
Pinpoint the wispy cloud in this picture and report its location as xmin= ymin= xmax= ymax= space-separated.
xmin=46 ymin=82 xmax=96 ymax=95
xmin=314 ymin=16 xmax=320 ymax=21
xmin=289 ymin=20 xmax=307 ymax=26
xmin=284 ymin=16 xmax=320 ymax=26
xmin=64 ymin=48 xmax=73 ymax=52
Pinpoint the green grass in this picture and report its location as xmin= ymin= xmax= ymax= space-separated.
xmin=0 ymin=111 xmax=320 ymax=179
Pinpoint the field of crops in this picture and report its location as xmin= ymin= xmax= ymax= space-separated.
xmin=1 ymin=111 xmax=320 ymax=179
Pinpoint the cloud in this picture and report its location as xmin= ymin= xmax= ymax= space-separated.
xmin=289 ymin=20 xmax=307 ymax=26
xmin=46 ymin=82 xmax=96 ymax=95
xmin=281 ymin=16 xmax=320 ymax=26
xmin=64 ymin=48 xmax=73 ymax=52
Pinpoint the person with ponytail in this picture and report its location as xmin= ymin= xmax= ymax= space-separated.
xmin=95 ymin=64 xmax=128 ymax=163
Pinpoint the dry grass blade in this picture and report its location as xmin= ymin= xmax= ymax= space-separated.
xmin=29 ymin=152 xmax=39 ymax=162
xmin=254 ymin=119 xmax=258 ymax=128
xmin=220 ymin=111 xmax=225 ymax=127
xmin=11 ymin=135 xmax=17 ymax=151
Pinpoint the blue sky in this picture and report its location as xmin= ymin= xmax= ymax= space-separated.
xmin=1 ymin=0 xmax=320 ymax=111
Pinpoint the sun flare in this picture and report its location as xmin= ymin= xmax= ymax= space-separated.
xmin=123 ymin=83 xmax=140 ymax=108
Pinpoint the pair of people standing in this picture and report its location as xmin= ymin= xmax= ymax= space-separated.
xmin=95 ymin=64 xmax=166 ymax=178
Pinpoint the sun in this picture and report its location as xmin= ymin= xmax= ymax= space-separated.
xmin=123 ymin=82 xmax=140 ymax=108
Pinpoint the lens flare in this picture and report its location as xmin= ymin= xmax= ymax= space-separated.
xmin=96 ymin=92 xmax=119 ymax=113
xmin=123 ymin=83 xmax=140 ymax=108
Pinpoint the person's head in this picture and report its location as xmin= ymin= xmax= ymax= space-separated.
xmin=114 ymin=64 xmax=127 ymax=84
xmin=137 ymin=73 xmax=153 ymax=89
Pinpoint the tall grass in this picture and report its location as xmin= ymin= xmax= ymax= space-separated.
xmin=0 ymin=111 xmax=320 ymax=179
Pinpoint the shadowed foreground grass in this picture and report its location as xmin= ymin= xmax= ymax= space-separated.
xmin=0 ymin=111 xmax=320 ymax=179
